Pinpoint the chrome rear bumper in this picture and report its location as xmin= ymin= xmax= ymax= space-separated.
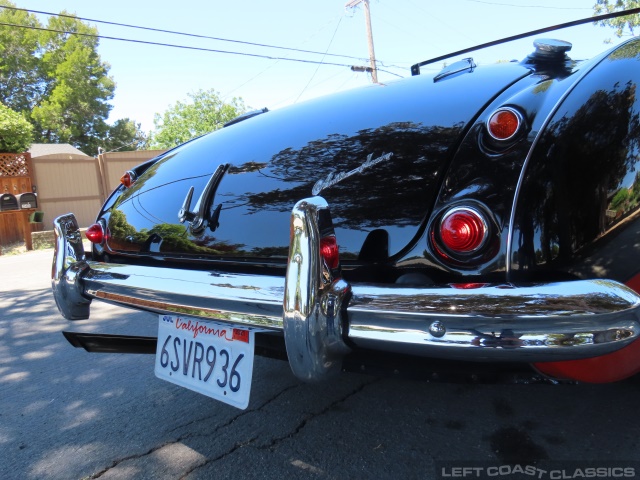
xmin=52 ymin=199 xmax=640 ymax=382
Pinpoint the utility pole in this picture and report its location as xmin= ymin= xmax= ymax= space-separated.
xmin=345 ymin=0 xmax=378 ymax=83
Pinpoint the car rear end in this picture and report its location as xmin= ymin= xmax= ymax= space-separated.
xmin=52 ymin=37 xmax=640 ymax=401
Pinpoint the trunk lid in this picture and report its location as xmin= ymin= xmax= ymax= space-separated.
xmin=104 ymin=63 xmax=530 ymax=265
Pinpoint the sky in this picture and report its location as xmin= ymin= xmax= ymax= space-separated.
xmin=6 ymin=0 xmax=631 ymax=138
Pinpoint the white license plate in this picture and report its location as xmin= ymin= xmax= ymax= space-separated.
xmin=154 ymin=315 xmax=254 ymax=409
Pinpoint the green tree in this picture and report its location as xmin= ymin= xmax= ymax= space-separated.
xmin=0 ymin=1 xmax=145 ymax=154
xmin=0 ymin=102 xmax=33 ymax=152
xmin=30 ymin=13 xmax=116 ymax=154
xmin=0 ymin=2 xmax=42 ymax=113
xmin=151 ymin=89 xmax=245 ymax=149
xmin=100 ymin=118 xmax=149 ymax=152
xmin=594 ymin=1 xmax=640 ymax=37
xmin=610 ymin=187 xmax=630 ymax=210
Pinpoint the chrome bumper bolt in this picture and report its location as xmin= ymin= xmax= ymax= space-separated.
xmin=429 ymin=320 xmax=446 ymax=338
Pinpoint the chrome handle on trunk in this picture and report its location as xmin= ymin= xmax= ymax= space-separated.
xmin=177 ymin=164 xmax=228 ymax=235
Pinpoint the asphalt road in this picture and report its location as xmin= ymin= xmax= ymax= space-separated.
xmin=1 ymin=249 xmax=639 ymax=480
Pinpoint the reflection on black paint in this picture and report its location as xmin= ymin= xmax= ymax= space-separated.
xmin=227 ymin=161 xmax=268 ymax=174
xmin=106 ymin=122 xmax=461 ymax=261
xmin=107 ymin=209 xmax=246 ymax=256
xmin=239 ymin=122 xmax=461 ymax=230
xmin=512 ymin=44 xmax=640 ymax=277
xmin=102 ymin=61 xmax=530 ymax=264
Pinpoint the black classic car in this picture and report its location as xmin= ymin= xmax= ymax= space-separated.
xmin=53 ymin=11 xmax=640 ymax=409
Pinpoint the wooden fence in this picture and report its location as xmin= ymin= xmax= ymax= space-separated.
xmin=98 ymin=150 xmax=164 ymax=200
xmin=31 ymin=153 xmax=105 ymax=230
xmin=31 ymin=150 xmax=165 ymax=228
xmin=0 ymin=149 xmax=165 ymax=249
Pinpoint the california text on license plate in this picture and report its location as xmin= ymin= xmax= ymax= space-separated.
xmin=154 ymin=315 xmax=254 ymax=409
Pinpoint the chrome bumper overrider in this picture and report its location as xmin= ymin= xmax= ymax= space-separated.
xmin=52 ymin=198 xmax=640 ymax=382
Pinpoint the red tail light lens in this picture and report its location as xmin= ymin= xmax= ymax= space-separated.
xmin=450 ymin=283 xmax=490 ymax=290
xmin=439 ymin=207 xmax=488 ymax=254
xmin=120 ymin=170 xmax=137 ymax=188
xmin=85 ymin=223 xmax=105 ymax=244
xmin=320 ymin=236 xmax=340 ymax=270
xmin=487 ymin=108 xmax=521 ymax=141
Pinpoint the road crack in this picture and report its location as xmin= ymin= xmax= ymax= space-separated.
xmin=90 ymin=384 xmax=298 ymax=478
xmin=258 ymin=378 xmax=379 ymax=450
xmin=176 ymin=379 xmax=378 ymax=478
xmin=179 ymin=436 xmax=257 ymax=480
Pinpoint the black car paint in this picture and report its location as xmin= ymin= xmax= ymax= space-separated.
xmin=100 ymin=61 xmax=529 ymax=272
xmin=511 ymin=38 xmax=640 ymax=285
xmin=97 ymin=38 xmax=640 ymax=289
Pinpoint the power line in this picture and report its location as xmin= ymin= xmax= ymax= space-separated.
xmin=460 ymin=0 xmax=591 ymax=9
xmin=334 ymin=71 xmax=359 ymax=92
xmin=272 ymin=69 xmax=354 ymax=109
xmin=0 ymin=21 xmax=357 ymax=69
xmin=402 ymin=0 xmax=478 ymax=43
xmin=0 ymin=5 xmax=369 ymax=63
xmin=378 ymin=69 xmax=405 ymax=79
xmin=221 ymin=13 xmax=351 ymax=101
xmin=0 ymin=5 xmax=409 ymax=82
xmin=295 ymin=16 xmax=344 ymax=103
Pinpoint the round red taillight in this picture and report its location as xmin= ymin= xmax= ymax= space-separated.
xmin=85 ymin=223 xmax=104 ymax=244
xmin=320 ymin=236 xmax=340 ymax=270
xmin=487 ymin=108 xmax=521 ymax=141
xmin=439 ymin=207 xmax=488 ymax=254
